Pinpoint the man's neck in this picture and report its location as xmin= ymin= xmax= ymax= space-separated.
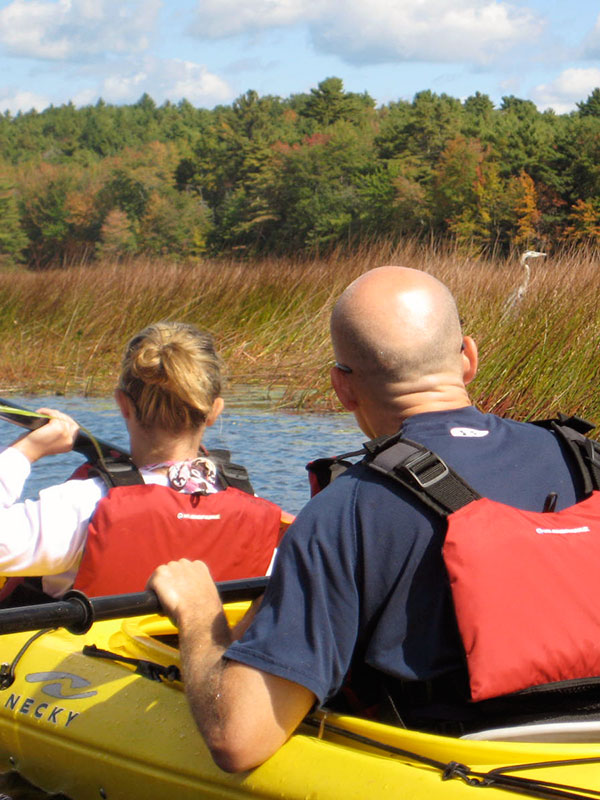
xmin=357 ymin=385 xmax=473 ymax=438
xmin=396 ymin=391 xmax=473 ymax=422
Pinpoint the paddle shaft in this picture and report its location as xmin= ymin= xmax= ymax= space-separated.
xmin=0 ymin=397 xmax=129 ymax=463
xmin=0 ymin=576 xmax=269 ymax=636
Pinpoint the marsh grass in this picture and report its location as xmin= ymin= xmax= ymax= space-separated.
xmin=1 ymin=241 xmax=600 ymax=423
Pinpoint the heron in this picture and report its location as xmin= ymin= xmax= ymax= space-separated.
xmin=502 ymin=250 xmax=546 ymax=317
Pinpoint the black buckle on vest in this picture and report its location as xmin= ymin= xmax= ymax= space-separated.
xmin=398 ymin=450 xmax=450 ymax=489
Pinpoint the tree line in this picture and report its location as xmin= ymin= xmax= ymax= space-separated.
xmin=2 ymin=78 xmax=600 ymax=268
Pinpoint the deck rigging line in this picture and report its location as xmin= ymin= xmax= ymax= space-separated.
xmin=303 ymin=716 xmax=600 ymax=799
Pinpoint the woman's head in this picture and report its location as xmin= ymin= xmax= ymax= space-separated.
xmin=118 ymin=321 xmax=222 ymax=433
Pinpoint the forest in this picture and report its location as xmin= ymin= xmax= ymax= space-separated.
xmin=2 ymin=77 xmax=600 ymax=268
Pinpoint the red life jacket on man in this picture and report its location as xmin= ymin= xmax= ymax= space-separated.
xmin=72 ymin=483 xmax=283 ymax=596
xmin=307 ymin=414 xmax=600 ymax=725
xmin=361 ymin=415 xmax=600 ymax=704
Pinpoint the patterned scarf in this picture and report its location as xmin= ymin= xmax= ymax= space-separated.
xmin=144 ymin=457 xmax=219 ymax=494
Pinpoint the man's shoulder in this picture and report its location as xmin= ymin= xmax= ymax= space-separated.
xmin=298 ymin=458 xmax=420 ymax=531
xmin=402 ymin=407 xmax=565 ymax=452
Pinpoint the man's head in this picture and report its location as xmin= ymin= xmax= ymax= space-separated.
xmin=330 ymin=266 xmax=477 ymax=437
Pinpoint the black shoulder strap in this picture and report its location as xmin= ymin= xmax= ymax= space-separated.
xmin=87 ymin=455 xmax=145 ymax=489
xmin=363 ymin=432 xmax=481 ymax=517
xmin=207 ymin=448 xmax=255 ymax=495
xmin=532 ymin=414 xmax=600 ymax=496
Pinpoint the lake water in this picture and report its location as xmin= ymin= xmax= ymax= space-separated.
xmin=0 ymin=393 xmax=361 ymax=513
xmin=0 ymin=393 xmax=361 ymax=799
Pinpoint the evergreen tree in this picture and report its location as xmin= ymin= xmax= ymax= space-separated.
xmin=0 ymin=177 xmax=28 ymax=266
xmin=301 ymin=78 xmax=374 ymax=127
xmin=577 ymin=89 xmax=600 ymax=118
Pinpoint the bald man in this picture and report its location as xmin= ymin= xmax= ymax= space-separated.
xmin=148 ymin=267 xmax=580 ymax=771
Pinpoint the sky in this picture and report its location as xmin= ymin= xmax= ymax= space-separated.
xmin=0 ymin=0 xmax=598 ymax=116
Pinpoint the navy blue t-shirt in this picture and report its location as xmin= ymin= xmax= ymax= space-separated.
xmin=226 ymin=407 xmax=579 ymax=707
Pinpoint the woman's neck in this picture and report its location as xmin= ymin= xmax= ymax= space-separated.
xmin=128 ymin=424 xmax=205 ymax=469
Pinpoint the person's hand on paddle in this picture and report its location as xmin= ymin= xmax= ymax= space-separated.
xmin=148 ymin=558 xmax=232 ymax=644
xmin=11 ymin=408 xmax=80 ymax=463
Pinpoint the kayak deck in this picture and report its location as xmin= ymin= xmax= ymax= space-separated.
xmin=0 ymin=604 xmax=599 ymax=799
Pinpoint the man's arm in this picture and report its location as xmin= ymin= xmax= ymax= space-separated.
xmin=148 ymin=559 xmax=316 ymax=773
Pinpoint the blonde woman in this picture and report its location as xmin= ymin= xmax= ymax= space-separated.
xmin=0 ymin=322 xmax=283 ymax=600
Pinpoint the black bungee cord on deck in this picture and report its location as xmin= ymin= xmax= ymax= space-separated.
xmin=82 ymin=644 xmax=181 ymax=683
xmin=303 ymin=717 xmax=600 ymax=800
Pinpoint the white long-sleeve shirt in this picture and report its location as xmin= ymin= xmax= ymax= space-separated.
xmin=0 ymin=447 xmax=171 ymax=597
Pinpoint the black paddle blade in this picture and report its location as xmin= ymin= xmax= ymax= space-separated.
xmin=0 ymin=398 xmax=49 ymax=431
xmin=0 ymin=397 xmax=129 ymax=462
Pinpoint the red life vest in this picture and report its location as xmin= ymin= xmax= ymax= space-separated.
xmin=362 ymin=417 xmax=600 ymax=703
xmin=73 ymin=484 xmax=282 ymax=596
xmin=444 ymin=491 xmax=600 ymax=701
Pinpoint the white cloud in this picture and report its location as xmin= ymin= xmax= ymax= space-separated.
xmin=532 ymin=68 xmax=600 ymax=113
xmin=0 ymin=0 xmax=161 ymax=61
xmin=188 ymin=0 xmax=320 ymax=38
xmin=70 ymin=86 xmax=98 ymax=107
xmin=71 ymin=57 xmax=233 ymax=107
xmin=188 ymin=0 xmax=542 ymax=66
xmin=314 ymin=0 xmax=542 ymax=66
xmin=0 ymin=89 xmax=50 ymax=114
xmin=163 ymin=61 xmax=233 ymax=106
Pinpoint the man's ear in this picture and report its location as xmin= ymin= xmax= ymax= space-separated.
xmin=330 ymin=366 xmax=358 ymax=411
xmin=461 ymin=336 xmax=478 ymax=385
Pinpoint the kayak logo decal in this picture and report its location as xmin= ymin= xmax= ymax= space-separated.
xmin=25 ymin=671 xmax=97 ymax=700
xmin=3 ymin=673 xmax=95 ymax=728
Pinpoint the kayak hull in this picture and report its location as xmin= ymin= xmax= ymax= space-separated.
xmin=0 ymin=606 xmax=600 ymax=799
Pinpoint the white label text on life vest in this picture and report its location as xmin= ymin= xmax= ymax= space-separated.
xmin=535 ymin=526 xmax=591 ymax=534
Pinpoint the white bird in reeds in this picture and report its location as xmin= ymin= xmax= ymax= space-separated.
xmin=502 ymin=250 xmax=546 ymax=318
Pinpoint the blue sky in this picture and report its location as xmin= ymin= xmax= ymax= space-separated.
xmin=0 ymin=0 xmax=598 ymax=115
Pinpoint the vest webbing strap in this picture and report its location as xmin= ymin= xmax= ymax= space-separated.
xmin=210 ymin=449 xmax=255 ymax=495
xmin=533 ymin=415 xmax=600 ymax=495
xmin=89 ymin=457 xmax=144 ymax=489
xmin=364 ymin=435 xmax=481 ymax=516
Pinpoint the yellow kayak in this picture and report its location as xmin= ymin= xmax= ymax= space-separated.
xmin=0 ymin=603 xmax=599 ymax=800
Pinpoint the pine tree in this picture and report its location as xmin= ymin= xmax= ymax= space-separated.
xmin=0 ymin=178 xmax=27 ymax=266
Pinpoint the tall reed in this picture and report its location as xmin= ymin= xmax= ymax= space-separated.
xmin=1 ymin=241 xmax=599 ymax=425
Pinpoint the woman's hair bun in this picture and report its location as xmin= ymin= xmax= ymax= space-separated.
xmin=119 ymin=321 xmax=222 ymax=432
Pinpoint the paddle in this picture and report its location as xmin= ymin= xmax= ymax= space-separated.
xmin=0 ymin=397 xmax=130 ymax=463
xmin=0 ymin=576 xmax=269 ymax=636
